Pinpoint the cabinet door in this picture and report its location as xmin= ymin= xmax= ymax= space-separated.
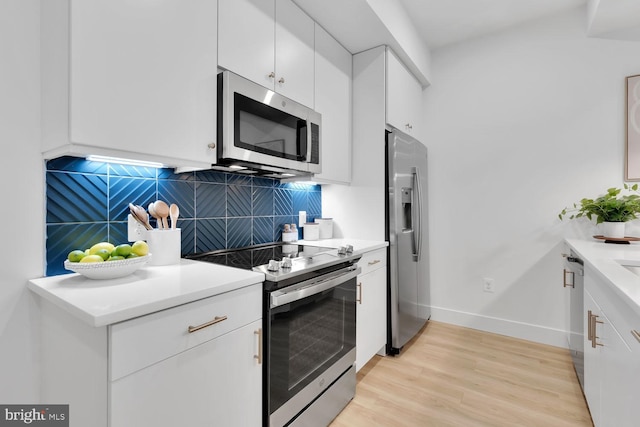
xmin=386 ymin=48 xmax=422 ymax=135
xmin=70 ymin=0 xmax=217 ymax=164
xmin=313 ymin=24 xmax=352 ymax=184
xmin=275 ymin=0 xmax=315 ymax=107
xmin=585 ymin=268 xmax=640 ymax=427
xmin=218 ymin=0 xmax=276 ymax=90
xmin=110 ymin=321 xmax=262 ymax=427
xmin=600 ymin=317 xmax=635 ymax=427
xmin=583 ymin=289 xmax=602 ymax=426
xmin=356 ymin=266 xmax=387 ymax=372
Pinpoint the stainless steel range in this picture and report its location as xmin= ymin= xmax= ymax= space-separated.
xmin=187 ymin=242 xmax=361 ymax=427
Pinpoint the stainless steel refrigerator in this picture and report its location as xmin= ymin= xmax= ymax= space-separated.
xmin=386 ymin=128 xmax=431 ymax=354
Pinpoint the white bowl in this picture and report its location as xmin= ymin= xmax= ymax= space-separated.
xmin=64 ymin=254 xmax=152 ymax=280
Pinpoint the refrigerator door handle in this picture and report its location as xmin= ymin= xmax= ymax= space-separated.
xmin=412 ymin=167 xmax=422 ymax=261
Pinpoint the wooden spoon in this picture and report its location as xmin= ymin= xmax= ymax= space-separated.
xmin=154 ymin=200 xmax=170 ymax=230
xmin=148 ymin=202 xmax=161 ymax=229
xmin=170 ymin=203 xmax=179 ymax=229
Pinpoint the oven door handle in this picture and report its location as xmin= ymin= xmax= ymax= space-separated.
xmin=271 ymin=266 xmax=361 ymax=308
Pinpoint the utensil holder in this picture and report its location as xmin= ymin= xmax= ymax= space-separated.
xmin=146 ymin=229 xmax=181 ymax=266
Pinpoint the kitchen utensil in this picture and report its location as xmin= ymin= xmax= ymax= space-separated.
xmin=154 ymin=200 xmax=170 ymax=229
xmin=169 ymin=203 xmax=179 ymax=229
xmin=135 ymin=204 xmax=154 ymax=231
xmin=148 ymin=202 xmax=161 ymax=229
xmin=129 ymin=203 xmax=153 ymax=230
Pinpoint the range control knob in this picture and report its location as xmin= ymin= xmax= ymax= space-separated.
xmin=281 ymin=257 xmax=293 ymax=269
xmin=338 ymin=247 xmax=347 ymax=255
xmin=345 ymin=245 xmax=354 ymax=254
xmin=267 ymin=260 xmax=280 ymax=271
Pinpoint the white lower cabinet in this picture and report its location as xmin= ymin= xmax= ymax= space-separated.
xmin=583 ymin=289 xmax=604 ymax=425
xmin=584 ymin=267 xmax=639 ymax=427
xmin=39 ymin=283 xmax=263 ymax=427
xmin=356 ymin=248 xmax=388 ymax=372
xmin=110 ymin=320 xmax=262 ymax=427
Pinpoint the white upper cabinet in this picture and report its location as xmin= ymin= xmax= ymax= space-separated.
xmin=313 ymin=24 xmax=352 ymax=184
xmin=386 ymin=48 xmax=423 ymax=136
xmin=218 ymin=0 xmax=314 ymax=107
xmin=41 ymin=0 xmax=218 ymax=169
xmin=217 ymin=0 xmax=275 ymax=90
xmin=275 ymin=0 xmax=315 ymax=107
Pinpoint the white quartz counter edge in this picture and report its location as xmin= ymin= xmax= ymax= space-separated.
xmin=27 ymin=239 xmax=387 ymax=328
xmin=566 ymin=238 xmax=640 ymax=317
xmin=28 ymin=259 xmax=264 ymax=328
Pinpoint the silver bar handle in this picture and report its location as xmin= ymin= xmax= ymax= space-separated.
xmin=591 ymin=313 xmax=604 ymax=348
xmin=413 ymin=168 xmax=423 ymax=261
xmin=254 ymin=329 xmax=263 ymax=364
xmin=563 ymin=269 xmax=575 ymax=288
xmin=306 ymin=118 xmax=313 ymax=162
xmin=188 ymin=315 xmax=228 ymax=333
xmin=271 ymin=267 xmax=361 ymax=308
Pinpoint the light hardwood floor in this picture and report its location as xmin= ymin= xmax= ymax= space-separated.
xmin=330 ymin=321 xmax=593 ymax=427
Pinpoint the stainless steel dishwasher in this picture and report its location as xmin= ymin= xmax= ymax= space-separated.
xmin=563 ymin=250 xmax=584 ymax=390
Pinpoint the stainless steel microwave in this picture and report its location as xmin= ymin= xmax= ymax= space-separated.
xmin=216 ymin=71 xmax=321 ymax=177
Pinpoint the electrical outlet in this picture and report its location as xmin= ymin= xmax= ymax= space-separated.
xmin=483 ymin=277 xmax=495 ymax=293
xmin=128 ymin=214 xmax=148 ymax=242
xmin=299 ymin=211 xmax=307 ymax=227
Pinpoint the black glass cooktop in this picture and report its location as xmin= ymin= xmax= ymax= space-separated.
xmin=185 ymin=242 xmax=335 ymax=271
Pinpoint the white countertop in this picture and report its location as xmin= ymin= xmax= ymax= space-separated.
xmin=566 ymin=238 xmax=640 ymax=316
xmin=28 ymin=259 xmax=264 ymax=327
xmin=28 ymin=239 xmax=388 ymax=328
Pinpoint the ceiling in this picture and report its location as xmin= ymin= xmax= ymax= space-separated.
xmin=398 ymin=0 xmax=640 ymax=49
xmin=294 ymin=0 xmax=640 ymax=86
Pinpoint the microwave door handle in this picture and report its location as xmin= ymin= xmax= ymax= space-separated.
xmin=306 ymin=118 xmax=312 ymax=162
xmin=271 ymin=267 xmax=361 ymax=308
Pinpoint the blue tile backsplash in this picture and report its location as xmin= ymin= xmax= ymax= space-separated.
xmin=45 ymin=156 xmax=322 ymax=276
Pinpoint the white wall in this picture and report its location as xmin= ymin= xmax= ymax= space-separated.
xmin=0 ymin=0 xmax=43 ymax=402
xmin=422 ymin=6 xmax=640 ymax=346
xmin=365 ymin=0 xmax=431 ymax=85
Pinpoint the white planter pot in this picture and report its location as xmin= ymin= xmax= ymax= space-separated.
xmin=602 ymin=221 xmax=626 ymax=238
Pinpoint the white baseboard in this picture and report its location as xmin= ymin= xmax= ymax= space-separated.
xmin=430 ymin=306 xmax=569 ymax=349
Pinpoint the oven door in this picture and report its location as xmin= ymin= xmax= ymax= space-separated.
xmin=266 ymin=265 xmax=359 ymax=427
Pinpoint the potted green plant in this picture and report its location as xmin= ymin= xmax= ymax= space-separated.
xmin=558 ymin=184 xmax=640 ymax=238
